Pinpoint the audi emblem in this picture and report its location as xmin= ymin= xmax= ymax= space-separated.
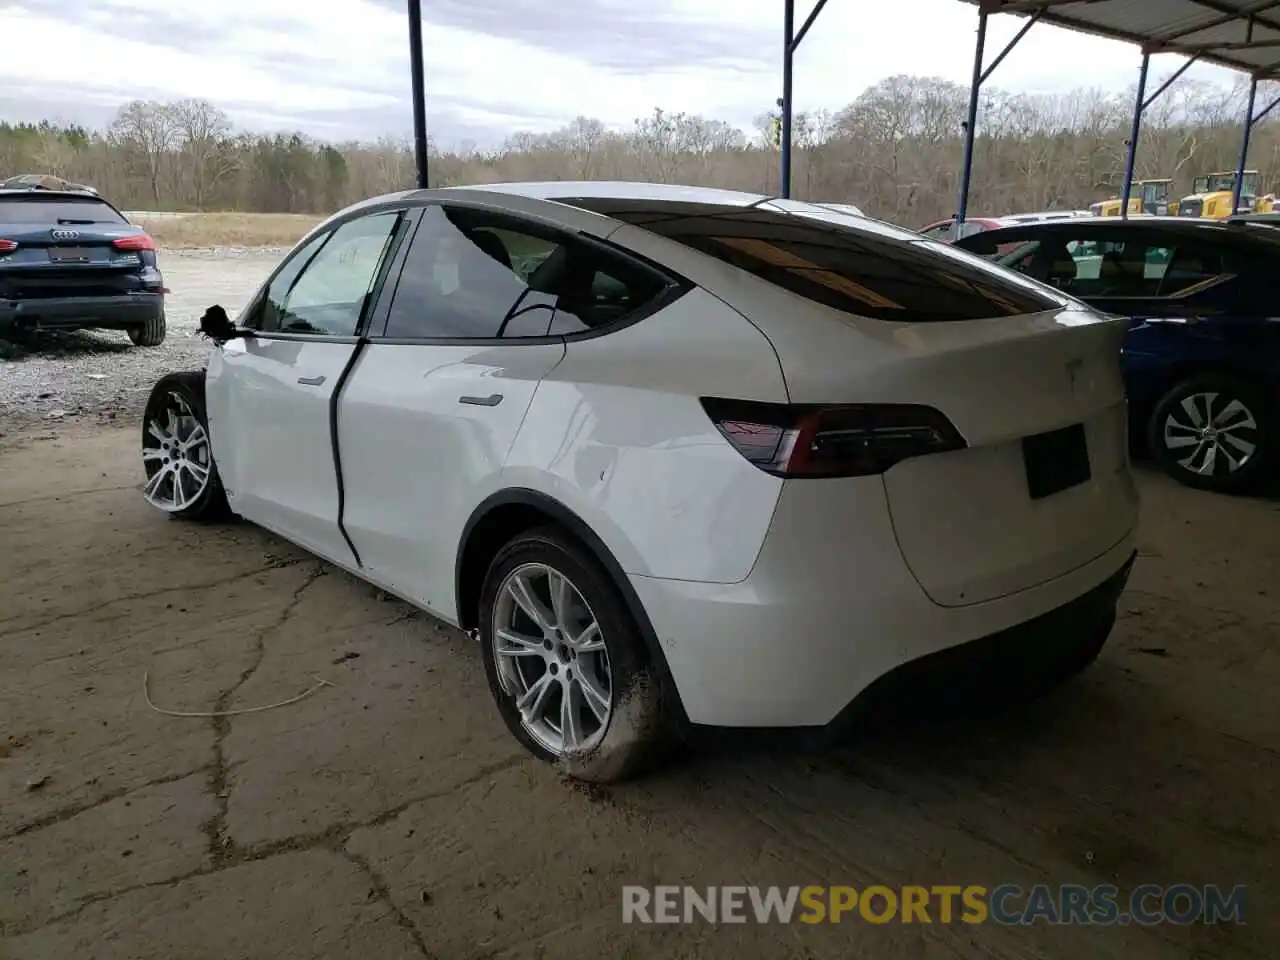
xmin=50 ymin=228 xmax=80 ymax=241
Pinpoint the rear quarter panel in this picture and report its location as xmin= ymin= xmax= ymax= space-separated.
xmin=500 ymin=287 xmax=790 ymax=584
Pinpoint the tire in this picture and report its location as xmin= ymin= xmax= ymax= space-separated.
xmin=140 ymin=371 xmax=230 ymax=521
xmin=129 ymin=310 xmax=167 ymax=347
xmin=479 ymin=526 xmax=671 ymax=783
xmin=1146 ymin=373 xmax=1276 ymax=494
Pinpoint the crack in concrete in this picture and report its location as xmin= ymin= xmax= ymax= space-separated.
xmin=0 ymin=564 xmax=291 ymax=639
xmin=0 ymin=766 xmax=212 ymax=843
xmin=0 ymin=483 xmax=143 ymax=509
xmin=341 ymin=848 xmax=436 ymax=959
xmin=5 ymin=753 xmax=528 ymax=940
xmin=1126 ymin=588 xmax=1268 ymax=626
xmin=201 ymin=565 xmax=327 ymax=865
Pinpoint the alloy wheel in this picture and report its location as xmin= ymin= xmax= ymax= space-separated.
xmin=491 ymin=562 xmax=613 ymax=756
xmin=141 ymin=391 xmax=213 ymax=512
xmin=1162 ymin=391 xmax=1258 ymax=477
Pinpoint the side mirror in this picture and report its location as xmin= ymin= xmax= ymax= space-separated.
xmin=199 ymin=305 xmax=246 ymax=344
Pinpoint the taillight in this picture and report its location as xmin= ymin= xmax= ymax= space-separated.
xmin=700 ymin=397 xmax=967 ymax=478
xmin=113 ymin=234 xmax=156 ymax=252
xmin=0 ymin=239 xmax=17 ymax=253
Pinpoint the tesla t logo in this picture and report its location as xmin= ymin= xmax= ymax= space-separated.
xmin=1065 ymin=358 xmax=1083 ymax=392
xmin=50 ymin=229 xmax=80 ymax=241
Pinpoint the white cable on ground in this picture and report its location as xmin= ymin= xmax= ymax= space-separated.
xmin=143 ymin=669 xmax=333 ymax=718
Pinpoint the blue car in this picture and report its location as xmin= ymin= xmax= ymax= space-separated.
xmin=955 ymin=216 xmax=1279 ymax=494
xmin=0 ymin=186 xmax=166 ymax=346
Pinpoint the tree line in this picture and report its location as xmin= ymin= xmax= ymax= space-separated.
xmin=3 ymin=74 xmax=1278 ymax=228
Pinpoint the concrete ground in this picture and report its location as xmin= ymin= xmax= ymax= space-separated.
xmin=0 ymin=424 xmax=1276 ymax=959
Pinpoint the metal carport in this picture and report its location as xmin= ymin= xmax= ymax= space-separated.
xmin=401 ymin=0 xmax=1280 ymax=224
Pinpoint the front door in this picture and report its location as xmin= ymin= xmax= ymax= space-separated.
xmin=338 ymin=202 xmax=671 ymax=620
xmin=207 ymin=209 xmax=404 ymax=567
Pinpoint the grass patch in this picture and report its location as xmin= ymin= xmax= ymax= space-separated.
xmin=134 ymin=212 xmax=325 ymax=249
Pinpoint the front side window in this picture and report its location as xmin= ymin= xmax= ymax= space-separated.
xmin=253 ymin=213 xmax=400 ymax=336
xmin=382 ymin=205 xmax=670 ymax=340
xmin=272 ymin=212 xmax=401 ymax=336
xmin=254 ymin=231 xmax=330 ymax=332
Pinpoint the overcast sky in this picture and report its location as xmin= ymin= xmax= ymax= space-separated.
xmin=0 ymin=0 xmax=1247 ymax=147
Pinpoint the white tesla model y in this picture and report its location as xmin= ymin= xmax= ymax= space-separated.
xmin=140 ymin=182 xmax=1139 ymax=781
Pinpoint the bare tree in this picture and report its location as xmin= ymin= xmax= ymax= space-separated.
xmin=171 ymin=98 xmax=233 ymax=210
xmin=109 ymin=100 xmax=178 ymax=206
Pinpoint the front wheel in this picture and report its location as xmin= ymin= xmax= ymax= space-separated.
xmin=140 ymin=372 xmax=229 ymax=520
xmin=479 ymin=527 xmax=671 ymax=783
xmin=1147 ymin=374 xmax=1275 ymax=494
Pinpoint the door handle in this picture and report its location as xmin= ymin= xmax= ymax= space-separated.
xmin=459 ymin=394 xmax=503 ymax=407
xmin=297 ymin=375 xmax=326 ymax=386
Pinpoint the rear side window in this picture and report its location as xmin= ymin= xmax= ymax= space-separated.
xmin=0 ymin=197 xmax=126 ymax=224
xmin=993 ymin=231 xmax=1223 ymax=299
xmin=594 ymin=205 xmax=1058 ymax=321
xmin=382 ymin=205 xmax=671 ymax=340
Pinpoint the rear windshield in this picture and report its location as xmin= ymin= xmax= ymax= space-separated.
xmin=566 ymin=200 xmax=1061 ymax=321
xmin=0 ymin=196 xmax=126 ymax=225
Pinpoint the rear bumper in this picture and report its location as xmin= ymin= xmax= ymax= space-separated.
xmin=630 ymin=476 xmax=1138 ymax=729
xmin=0 ymin=292 xmax=163 ymax=331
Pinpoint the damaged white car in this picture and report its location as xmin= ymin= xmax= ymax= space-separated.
xmin=141 ymin=182 xmax=1138 ymax=781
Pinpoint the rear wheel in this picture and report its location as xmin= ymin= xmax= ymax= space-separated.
xmin=479 ymin=527 xmax=670 ymax=782
xmin=140 ymin=372 xmax=229 ymax=520
xmin=1147 ymin=373 xmax=1275 ymax=493
xmin=129 ymin=310 xmax=167 ymax=347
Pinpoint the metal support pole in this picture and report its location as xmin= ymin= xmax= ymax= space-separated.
xmin=1232 ymin=19 xmax=1257 ymax=214
xmin=1120 ymin=52 xmax=1149 ymax=220
xmin=979 ymin=12 xmax=1041 ymax=85
xmin=793 ymin=0 xmax=830 ymax=49
xmin=1142 ymin=54 xmax=1200 ymax=111
xmin=780 ymin=0 xmax=796 ymax=199
xmin=954 ymin=11 xmax=988 ymax=236
xmin=1234 ymin=77 xmax=1258 ymax=213
xmin=407 ymin=0 xmax=429 ymax=190
xmin=1254 ymin=92 xmax=1280 ymax=124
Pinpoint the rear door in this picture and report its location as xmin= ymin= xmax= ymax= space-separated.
xmin=208 ymin=208 xmax=405 ymax=566
xmin=338 ymin=202 xmax=673 ymax=619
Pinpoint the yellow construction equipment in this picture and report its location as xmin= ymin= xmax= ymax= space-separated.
xmin=1176 ymin=170 xmax=1275 ymax=218
xmin=1088 ymin=179 xmax=1172 ymax=217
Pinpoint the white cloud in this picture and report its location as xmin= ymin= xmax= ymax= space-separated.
xmin=0 ymin=0 xmax=1250 ymax=145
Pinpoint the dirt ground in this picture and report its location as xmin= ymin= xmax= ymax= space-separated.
xmin=0 ymin=424 xmax=1277 ymax=960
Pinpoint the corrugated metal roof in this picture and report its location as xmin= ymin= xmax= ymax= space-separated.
xmin=960 ymin=0 xmax=1280 ymax=79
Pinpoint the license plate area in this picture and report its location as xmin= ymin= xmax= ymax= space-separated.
xmin=1022 ymin=423 xmax=1091 ymax=500
xmin=48 ymin=246 xmax=93 ymax=262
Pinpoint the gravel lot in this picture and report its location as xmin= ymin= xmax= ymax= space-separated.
xmin=0 ymin=248 xmax=283 ymax=432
